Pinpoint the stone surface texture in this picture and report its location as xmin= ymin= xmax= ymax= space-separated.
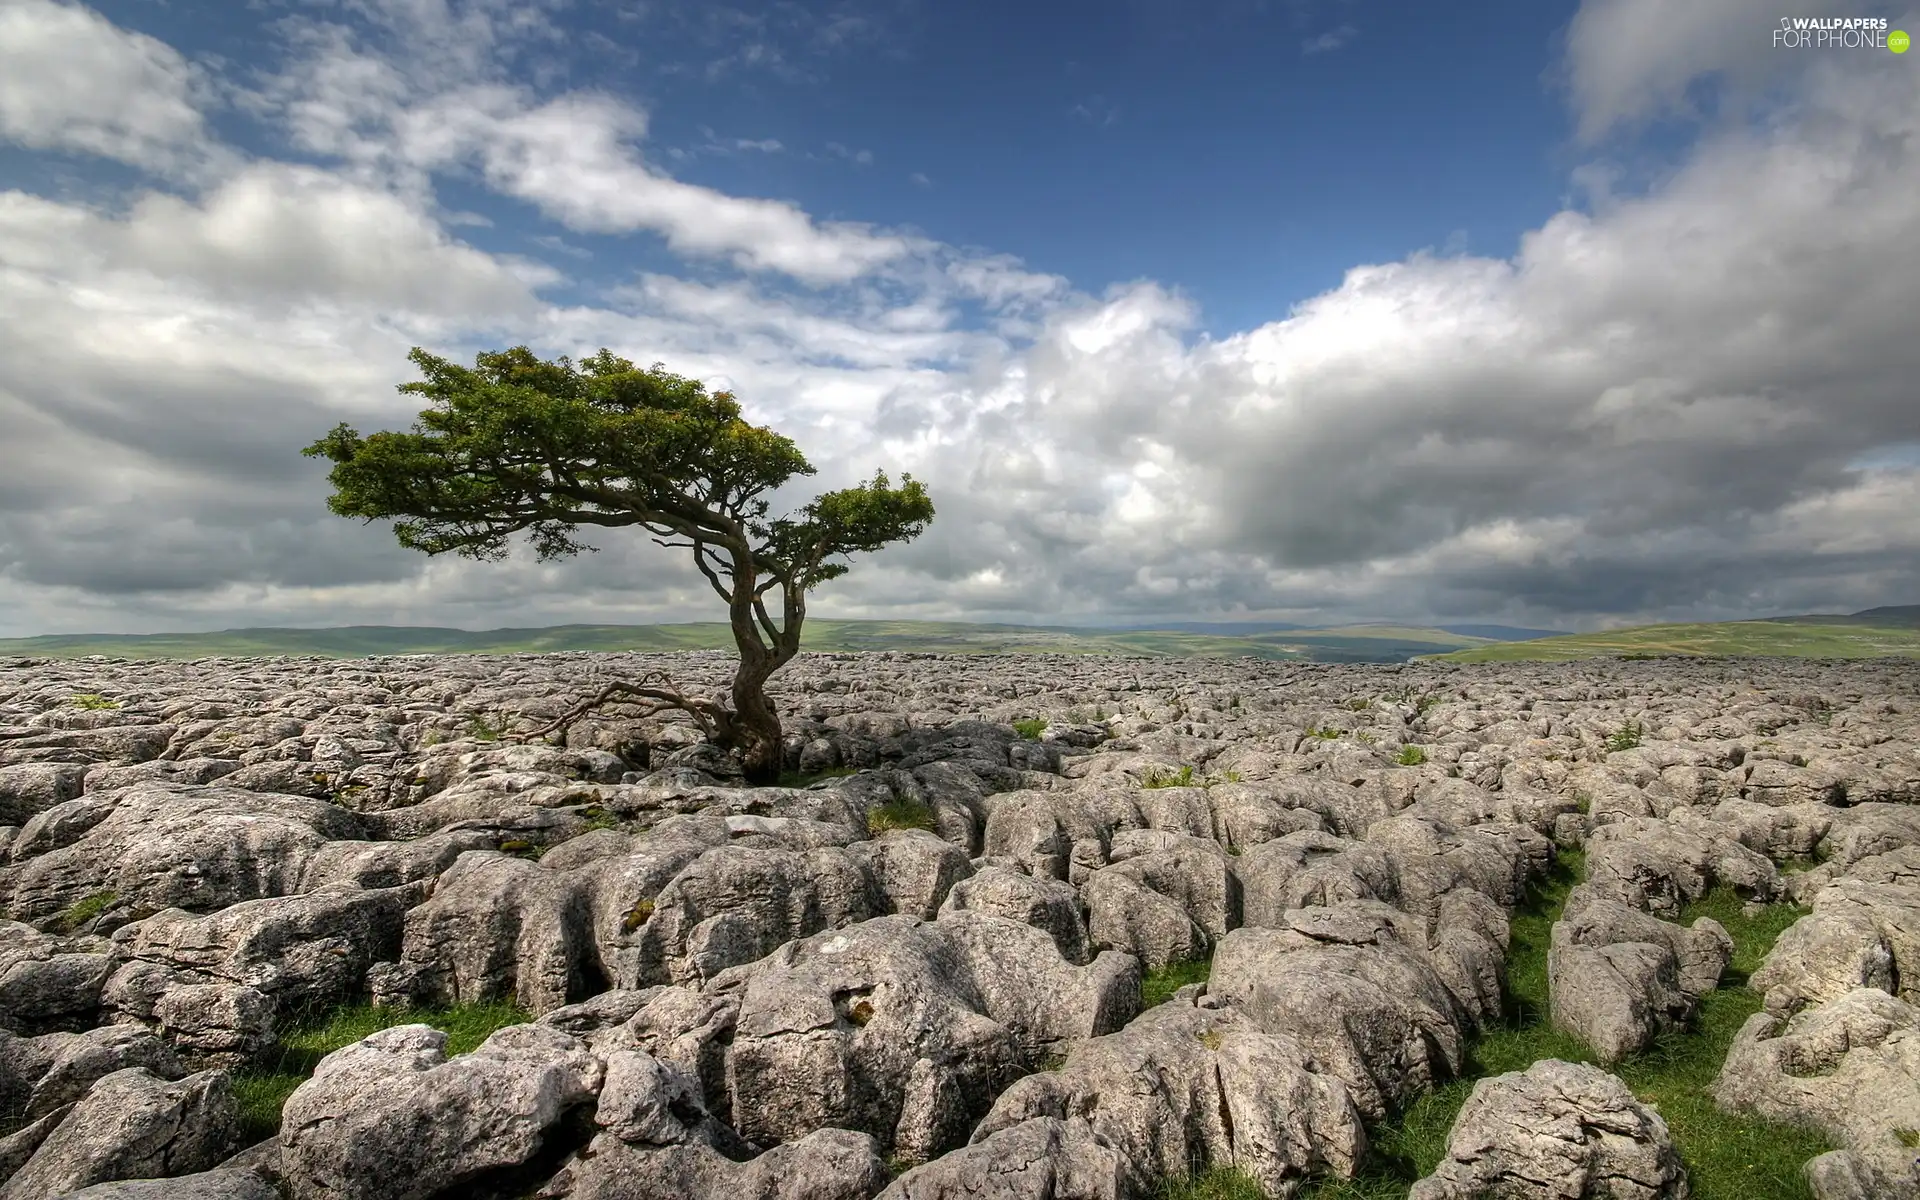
xmin=0 ymin=650 xmax=1914 ymax=1198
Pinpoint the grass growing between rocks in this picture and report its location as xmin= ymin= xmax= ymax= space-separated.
xmin=1142 ymin=958 xmax=1213 ymax=1009
xmin=231 ymin=1001 xmax=529 ymax=1144
xmin=1297 ymin=859 xmax=1828 ymax=1200
xmin=778 ymin=765 xmax=859 ymax=788
xmin=867 ymin=798 xmax=938 ymax=835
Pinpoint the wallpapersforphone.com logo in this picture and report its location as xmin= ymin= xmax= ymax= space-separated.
xmin=1773 ymin=16 xmax=1908 ymax=50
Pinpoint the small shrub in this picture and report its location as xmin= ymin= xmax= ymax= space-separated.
xmin=1395 ymin=745 xmax=1427 ymax=766
xmin=53 ymin=890 xmax=117 ymax=933
xmin=1012 ymin=717 xmax=1048 ymax=740
xmin=621 ymin=899 xmax=655 ymax=932
xmin=1142 ymin=765 xmax=1197 ymax=789
xmin=868 ymin=799 xmax=938 ymax=835
xmin=1573 ymin=791 xmax=1593 ymax=815
xmin=1605 ymin=719 xmax=1644 ymax=752
xmin=1345 ymin=697 xmax=1372 ymax=712
xmin=1353 ymin=730 xmax=1379 ymax=746
xmin=69 ymin=693 xmax=120 ymax=710
xmin=1203 ymin=768 xmax=1243 ymax=787
xmin=466 ymin=714 xmax=504 ymax=742
xmin=1414 ymin=693 xmax=1443 ymax=716
xmin=581 ymin=805 xmax=619 ymax=832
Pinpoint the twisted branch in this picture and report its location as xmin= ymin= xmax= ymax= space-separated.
xmin=519 ymin=671 xmax=735 ymax=745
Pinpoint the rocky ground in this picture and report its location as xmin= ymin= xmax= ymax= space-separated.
xmin=0 ymin=649 xmax=1917 ymax=1199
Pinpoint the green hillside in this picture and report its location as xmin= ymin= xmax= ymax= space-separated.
xmin=0 ymin=620 xmax=1497 ymax=664
xmin=1430 ymin=620 xmax=1920 ymax=663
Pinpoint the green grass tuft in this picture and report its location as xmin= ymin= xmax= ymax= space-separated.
xmin=68 ymin=693 xmax=120 ymax=710
xmin=51 ymin=890 xmax=117 ymax=933
xmin=1143 ymin=765 xmax=1198 ymax=789
xmin=231 ymin=1001 xmax=529 ymax=1143
xmin=867 ymin=799 xmax=939 ymax=835
xmin=1605 ymin=719 xmax=1645 ymax=752
xmin=465 ymin=713 xmax=505 ymax=741
xmin=1154 ymin=1167 xmax=1273 ymax=1199
xmin=1013 ymin=717 xmax=1048 ymax=740
xmin=1395 ymin=745 xmax=1427 ymax=766
xmin=1141 ymin=958 xmax=1212 ymax=1008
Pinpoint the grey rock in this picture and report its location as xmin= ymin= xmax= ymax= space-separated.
xmin=977 ymin=996 xmax=1364 ymax=1195
xmin=1409 ymin=1059 xmax=1687 ymax=1199
xmin=877 ymin=1117 xmax=1126 ymax=1200
xmin=1549 ymin=886 xmax=1731 ymax=1062
xmin=538 ymin=1127 xmax=887 ymax=1200
xmin=724 ymin=912 xmax=1137 ymax=1159
xmin=279 ymin=1023 xmax=599 ymax=1200
xmin=56 ymin=1166 xmax=278 ymax=1199
xmin=936 ymin=865 xmax=1089 ymax=964
xmin=1208 ymin=901 xmax=1469 ymax=1120
xmin=0 ymin=764 xmax=88 ymax=828
xmin=0 ymin=1068 xmax=241 ymax=1200
xmin=1714 ymin=988 xmax=1920 ymax=1198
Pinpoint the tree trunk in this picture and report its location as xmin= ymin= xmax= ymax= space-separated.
xmin=729 ymin=653 xmax=782 ymax=784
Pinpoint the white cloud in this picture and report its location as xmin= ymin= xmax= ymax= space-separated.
xmin=1301 ymin=24 xmax=1357 ymax=55
xmin=0 ymin=0 xmax=215 ymax=174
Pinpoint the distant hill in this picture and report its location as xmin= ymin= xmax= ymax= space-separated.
xmin=1434 ymin=624 xmax=1568 ymax=641
xmin=1766 ymin=605 xmax=1920 ymax=629
xmin=1430 ymin=610 xmax=1920 ymax=663
xmin=0 ymin=619 xmax=1514 ymax=665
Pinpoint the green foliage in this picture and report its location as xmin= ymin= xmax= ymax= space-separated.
xmin=465 ymin=713 xmax=504 ymax=742
xmin=1345 ymin=697 xmax=1373 ymax=712
xmin=232 ymin=1001 xmax=529 ymax=1142
xmin=1142 ymin=765 xmax=1197 ymax=789
xmin=1141 ymin=958 xmax=1212 ymax=1008
xmin=867 ymin=799 xmax=938 ymax=835
xmin=302 ymin=345 xmax=933 ymax=597
xmin=1413 ymin=694 xmax=1444 ymax=716
xmin=1306 ymin=724 xmax=1343 ymax=740
xmin=1395 ymin=745 xmax=1427 ymax=766
xmin=621 ymin=899 xmax=655 ymax=933
xmin=779 ymin=766 xmax=858 ymax=788
xmin=579 ymin=805 xmax=620 ymax=832
xmin=1605 ymin=719 xmax=1645 ymax=752
xmin=51 ymin=890 xmax=117 ymax=933
xmin=1154 ymin=1167 xmax=1272 ymax=1199
xmin=497 ymin=838 xmax=543 ymax=860
xmin=1013 ymin=717 xmax=1048 ymax=740
xmin=68 ymin=693 xmax=120 ymax=710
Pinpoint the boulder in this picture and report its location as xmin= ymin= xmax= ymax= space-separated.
xmin=1409 ymin=1059 xmax=1687 ymax=1199
xmin=279 ymin=1023 xmax=600 ymax=1200
xmin=0 ymin=1068 xmax=241 ymax=1200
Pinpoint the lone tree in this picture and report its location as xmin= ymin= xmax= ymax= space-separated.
xmin=303 ymin=345 xmax=934 ymax=784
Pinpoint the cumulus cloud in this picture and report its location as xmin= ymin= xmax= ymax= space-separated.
xmin=0 ymin=0 xmax=216 ymax=174
xmin=0 ymin=0 xmax=1917 ymax=637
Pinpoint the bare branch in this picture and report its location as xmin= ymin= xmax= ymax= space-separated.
xmin=516 ymin=672 xmax=732 ymax=745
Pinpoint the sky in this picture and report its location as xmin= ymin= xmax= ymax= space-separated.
xmin=0 ymin=0 xmax=1917 ymax=638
